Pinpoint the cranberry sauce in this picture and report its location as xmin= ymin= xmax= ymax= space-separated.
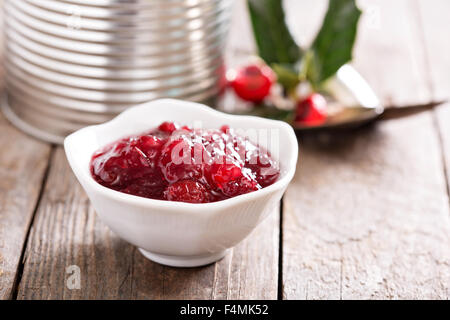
xmin=90 ymin=122 xmax=280 ymax=203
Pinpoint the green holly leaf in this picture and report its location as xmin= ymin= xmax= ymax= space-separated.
xmin=310 ymin=0 xmax=362 ymax=84
xmin=248 ymin=0 xmax=302 ymax=65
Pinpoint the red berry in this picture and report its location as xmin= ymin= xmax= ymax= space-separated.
xmin=159 ymin=138 xmax=203 ymax=184
xmin=295 ymin=93 xmax=327 ymax=125
xmin=220 ymin=176 xmax=260 ymax=198
xmin=134 ymin=135 xmax=162 ymax=157
xmin=180 ymin=125 xmax=192 ymax=132
xmin=220 ymin=125 xmax=230 ymax=133
xmin=211 ymin=163 xmax=243 ymax=187
xmin=91 ymin=122 xmax=280 ymax=203
xmin=231 ymin=64 xmax=275 ymax=102
xmin=158 ymin=122 xmax=178 ymax=133
xmin=165 ymin=180 xmax=208 ymax=203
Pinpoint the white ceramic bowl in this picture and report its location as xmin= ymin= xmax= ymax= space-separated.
xmin=64 ymin=99 xmax=298 ymax=267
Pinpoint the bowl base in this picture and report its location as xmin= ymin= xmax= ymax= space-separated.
xmin=139 ymin=248 xmax=229 ymax=268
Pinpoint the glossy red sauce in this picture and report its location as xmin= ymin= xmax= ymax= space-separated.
xmin=90 ymin=122 xmax=280 ymax=203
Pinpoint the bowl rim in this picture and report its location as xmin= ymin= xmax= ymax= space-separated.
xmin=64 ymin=99 xmax=299 ymax=211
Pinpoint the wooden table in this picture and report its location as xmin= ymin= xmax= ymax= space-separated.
xmin=0 ymin=0 xmax=449 ymax=300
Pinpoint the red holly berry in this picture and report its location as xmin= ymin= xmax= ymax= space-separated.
xmin=230 ymin=64 xmax=275 ymax=102
xmin=295 ymin=93 xmax=328 ymax=125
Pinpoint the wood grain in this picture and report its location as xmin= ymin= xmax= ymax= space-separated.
xmin=415 ymin=0 xmax=450 ymax=103
xmin=17 ymin=148 xmax=279 ymax=300
xmin=352 ymin=0 xmax=432 ymax=106
xmin=0 ymin=113 xmax=51 ymax=300
xmin=416 ymin=0 xmax=450 ymax=191
xmin=282 ymin=0 xmax=450 ymax=299
xmin=283 ymin=115 xmax=450 ymax=299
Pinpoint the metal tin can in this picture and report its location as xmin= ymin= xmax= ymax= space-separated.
xmin=1 ymin=0 xmax=233 ymax=143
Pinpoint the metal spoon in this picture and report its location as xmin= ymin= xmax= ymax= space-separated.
xmin=293 ymin=65 xmax=383 ymax=131
xmin=294 ymin=65 xmax=445 ymax=131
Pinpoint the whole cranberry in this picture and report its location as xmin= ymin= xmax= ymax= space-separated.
xmin=158 ymin=122 xmax=178 ymax=133
xmin=230 ymin=64 xmax=275 ymax=102
xmin=295 ymin=93 xmax=327 ymax=125
xmin=165 ymin=180 xmax=208 ymax=203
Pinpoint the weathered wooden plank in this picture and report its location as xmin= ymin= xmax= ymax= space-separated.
xmin=352 ymin=0 xmax=432 ymax=106
xmin=1 ymin=5 xmax=53 ymax=298
xmin=340 ymin=0 xmax=450 ymax=299
xmin=416 ymin=0 xmax=450 ymax=189
xmin=17 ymin=148 xmax=279 ymax=300
xmin=282 ymin=0 xmax=450 ymax=299
xmin=0 ymin=5 xmax=53 ymax=300
xmin=0 ymin=112 xmax=52 ymax=300
xmin=283 ymin=114 xmax=450 ymax=299
xmin=415 ymin=0 xmax=450 ymax=103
